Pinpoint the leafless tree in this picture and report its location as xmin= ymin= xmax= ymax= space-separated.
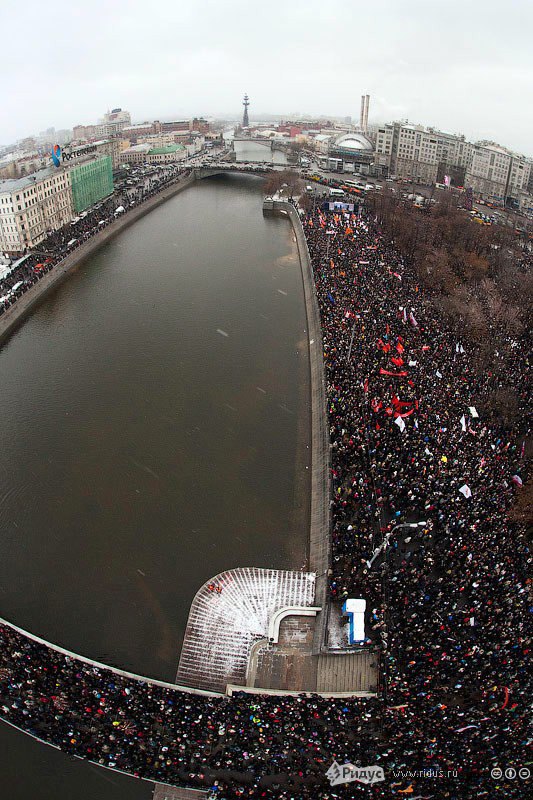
xmin=263 ymin=169 xmax=302 ymax=197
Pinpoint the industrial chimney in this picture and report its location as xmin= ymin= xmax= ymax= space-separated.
xmin=363 ymin=94 xmax=370 ymax=134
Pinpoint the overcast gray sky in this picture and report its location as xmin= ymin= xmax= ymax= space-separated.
xmin=1 ymin=0 xmax=531 ymax=154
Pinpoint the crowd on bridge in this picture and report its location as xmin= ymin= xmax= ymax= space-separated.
xmin=0 ymin=165 xmax=186 ymax=317
xmin=0 ymin=196 xmax=530 ymax=799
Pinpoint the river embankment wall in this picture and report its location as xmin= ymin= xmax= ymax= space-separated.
xmin=266 ymin=201 xmax=331 ymax=651
xmin=0 ymin=615 xmax=221 ymax=697
xmin=0 ymin=173 xmax=196 ymax=347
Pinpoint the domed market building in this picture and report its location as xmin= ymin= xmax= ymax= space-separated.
xmin=327 ymin=131 xmax=374 ymax=173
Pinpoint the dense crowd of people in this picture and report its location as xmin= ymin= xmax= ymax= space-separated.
xmin=0 ymin=196 xmax=530 ymax=798
xmin=305 ymin=203 xmax=530 ymax=796
xmin=0 ymin=165 xmax=186 ymax=316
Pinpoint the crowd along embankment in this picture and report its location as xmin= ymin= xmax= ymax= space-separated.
xmin=0 ymin=173 xmax=196 ymax=348
xmin=264 ymin=200 xmax=331 ymax=652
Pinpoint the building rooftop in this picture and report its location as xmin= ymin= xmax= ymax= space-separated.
xmin=68 ymin=154 xmax=111 ymax=169
xmin=122 ymin=144 xmax=152 ymax=154
xmin=473 ymin=142 xmax=514 ymax=157
xmin=0 ymin=166 xmax=61 ymax=193
xmin=334 ymin=133 xmax=373 ymax=152
xmin=123 ymin=123 xmax=154 ymax=131
xmin=148 ymin=144 xmax=185 ymax=154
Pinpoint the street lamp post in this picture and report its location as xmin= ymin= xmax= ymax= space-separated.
xmin=366 ymin=521 xmax=427 ymax=569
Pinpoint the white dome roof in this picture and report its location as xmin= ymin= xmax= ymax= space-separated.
xmin=334 ymin=133 xmax=373 ymax=151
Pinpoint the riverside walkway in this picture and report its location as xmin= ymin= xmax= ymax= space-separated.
xmin=153 ymin=788 xmax=209 ymax=800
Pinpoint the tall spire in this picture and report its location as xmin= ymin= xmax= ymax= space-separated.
xmin=242 ymin=94 xmax=250 ymax=128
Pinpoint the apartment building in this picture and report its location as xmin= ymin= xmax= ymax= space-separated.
xmin=375 ymin=123 xmax=470 ymax=184
xmin=464 ymin=144 xmax=530 ymax=205
xmin=0 ymin=168 xmax=73 ymax=254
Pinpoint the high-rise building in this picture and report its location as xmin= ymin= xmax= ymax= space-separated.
xmin=102 ymin=108 xmax=131 ymax=125
xmin=96 ymin=108 xmax=131 ymax=138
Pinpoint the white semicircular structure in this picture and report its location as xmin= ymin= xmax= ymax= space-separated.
xmin=177 ymin=567 xmax=316 ymax=692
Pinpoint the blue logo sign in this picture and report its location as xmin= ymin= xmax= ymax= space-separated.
xmin=51 ymin=144 xmax=62 ymax=167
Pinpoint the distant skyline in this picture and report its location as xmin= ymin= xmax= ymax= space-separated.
xmin=1 ymin=0 xmax=532 ymax=156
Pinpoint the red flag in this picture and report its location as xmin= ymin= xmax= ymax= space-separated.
xmin=394 ymin=399 xmax=414 ymax=409
xmin=501 ymin=687 xmax=510 ymax=709
xmin=380 ymin=368 xmax=408 ymax=377
xmin=394 ymin=408 xmax=415 ymax=419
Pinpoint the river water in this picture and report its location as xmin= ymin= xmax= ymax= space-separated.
xmin=0 ymin=174 xmax=310 ymax=798
xmin=233 ymin=139 xmax=288 ymax=166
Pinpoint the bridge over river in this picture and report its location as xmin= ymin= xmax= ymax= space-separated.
xmin=192 ymin=162 xmax=293 ymax=178
xmin=232 ymin=136 xmax=296 ymax=154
